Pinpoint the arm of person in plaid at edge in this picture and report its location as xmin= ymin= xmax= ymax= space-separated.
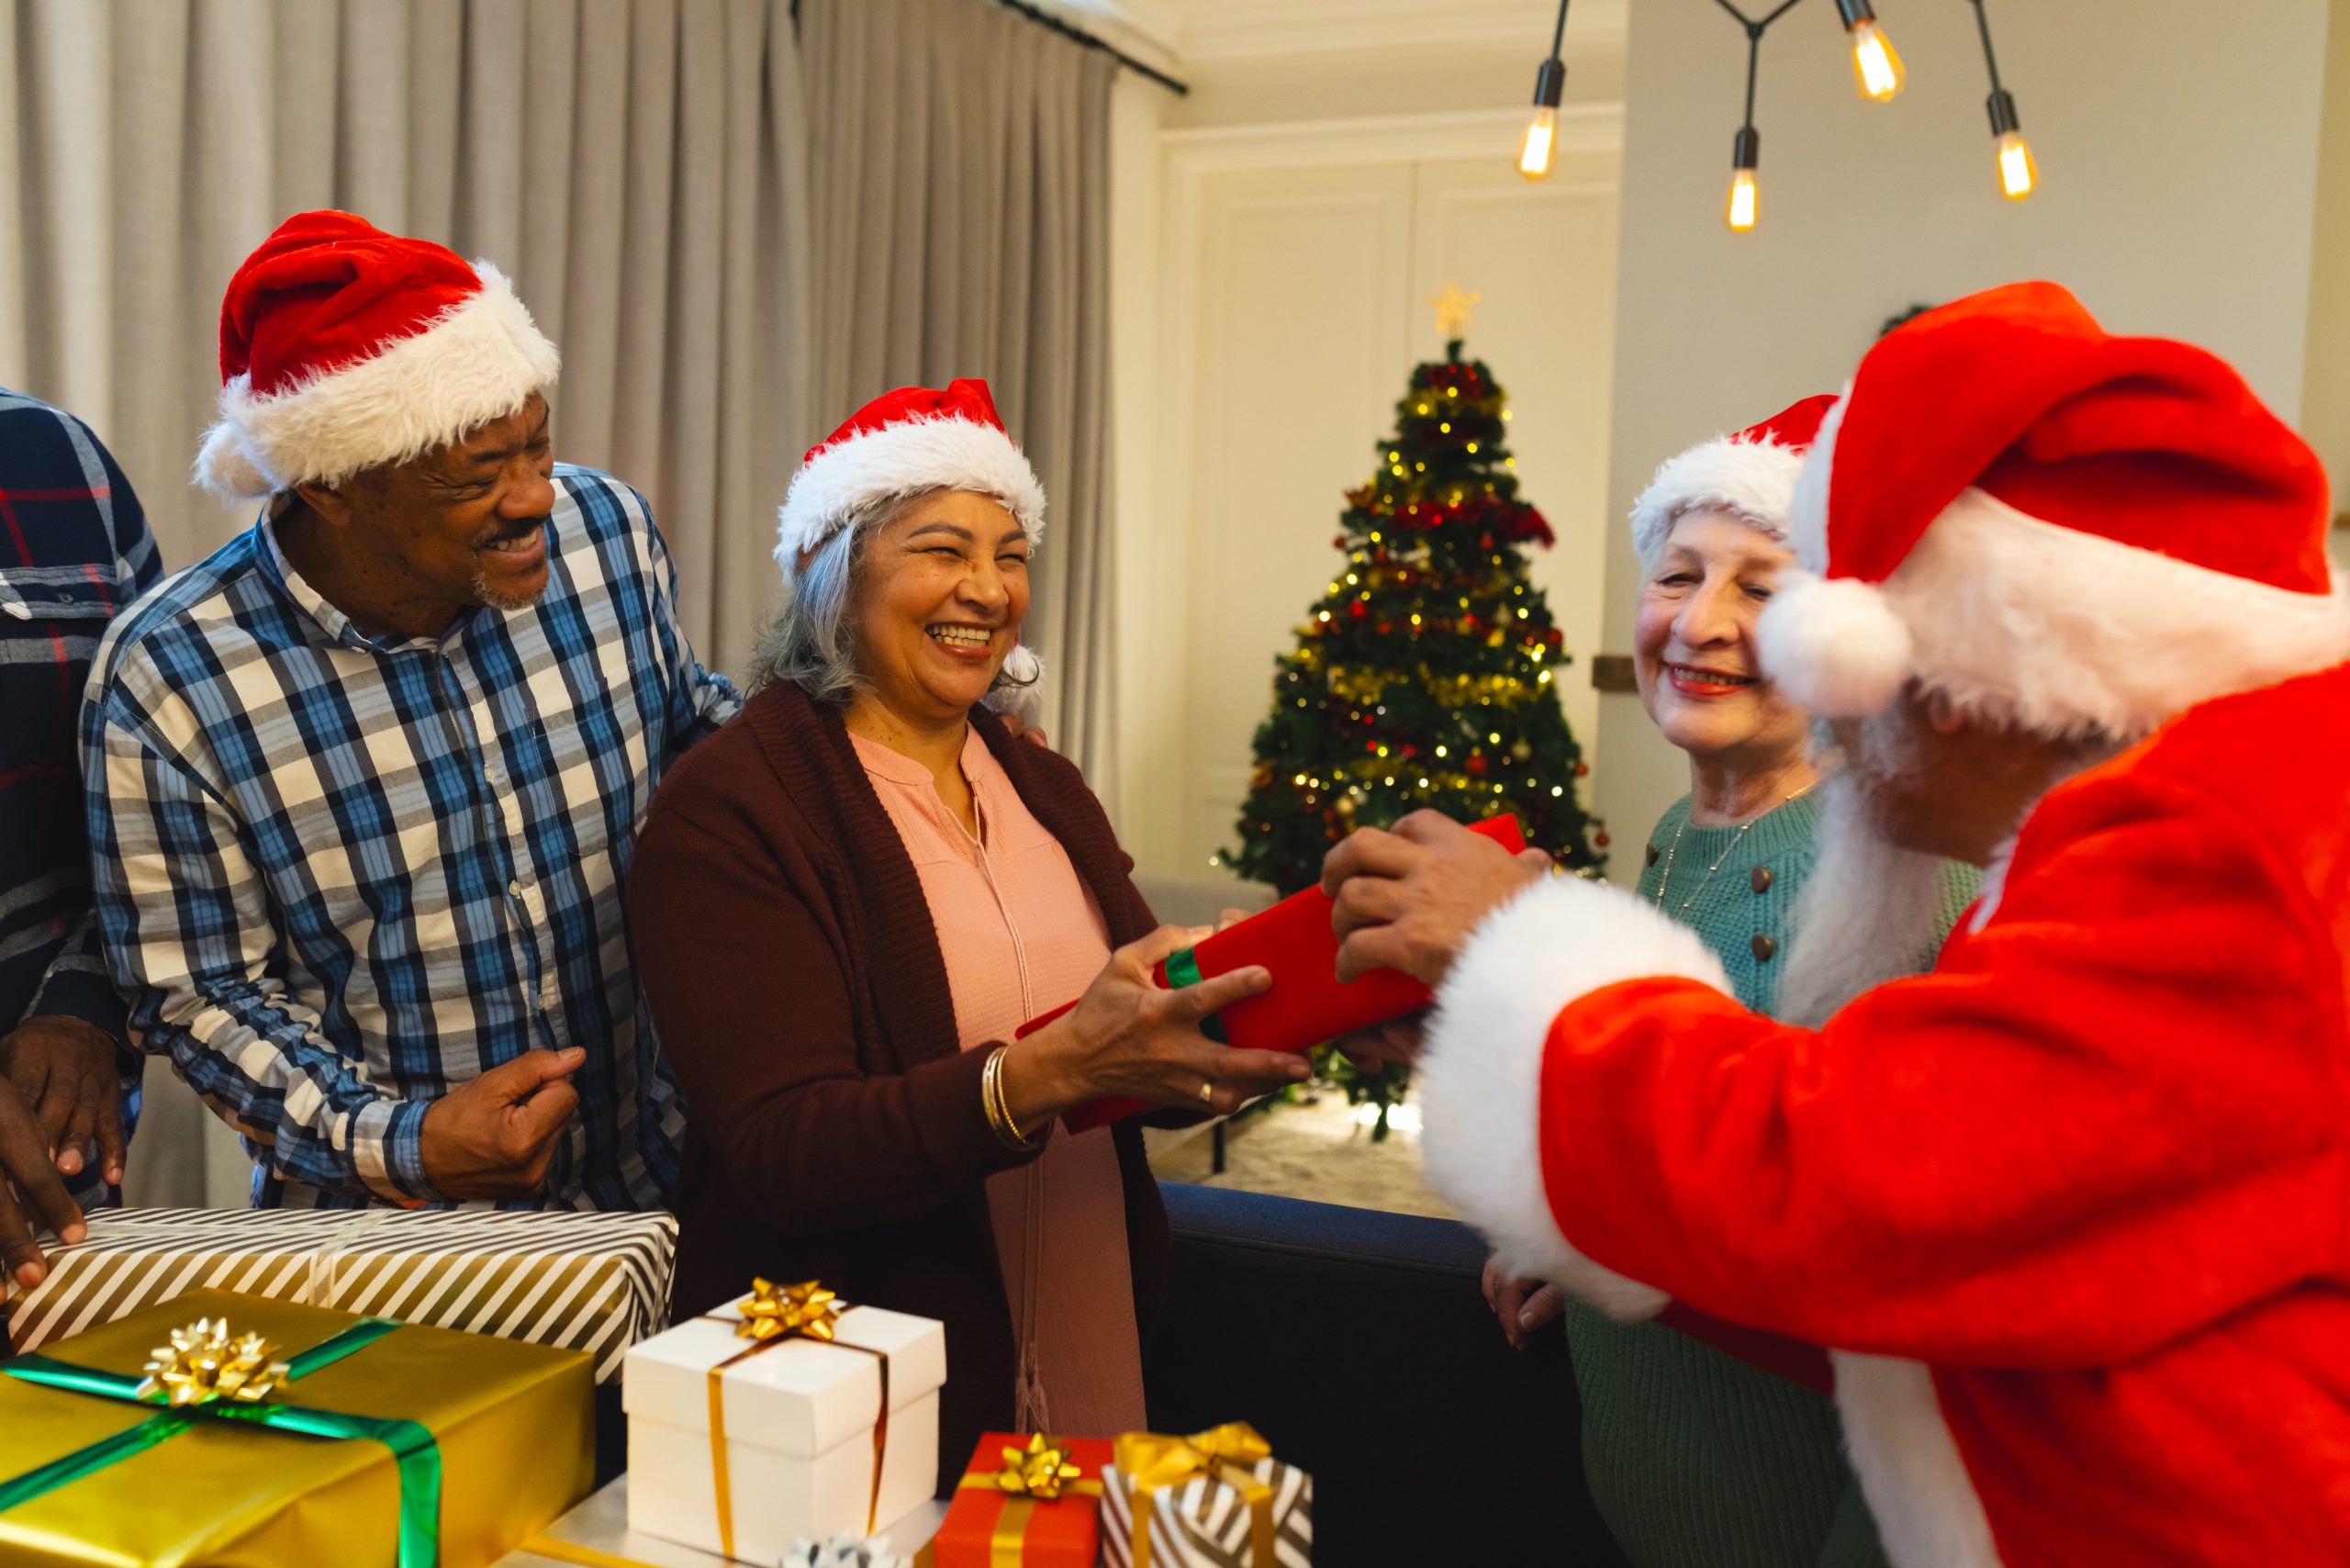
xmin=0 ymin=389 xmax=161 ymax=1286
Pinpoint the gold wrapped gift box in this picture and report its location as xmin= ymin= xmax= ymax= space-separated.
xmin=0 ymin=1287 xmax=593 ymax=1568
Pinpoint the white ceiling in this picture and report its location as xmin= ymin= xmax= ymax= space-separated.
xmin=1056 ymin=0 xmax=1629 ymax=65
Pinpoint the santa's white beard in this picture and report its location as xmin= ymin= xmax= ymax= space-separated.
xmin=1774 ymin=756 xmax=1953 ymax=1028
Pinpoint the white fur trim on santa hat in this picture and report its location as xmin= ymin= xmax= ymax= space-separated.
xmin=1418 ymin=873 xmax=1731 ymax=1322
xmin=1770 ymin=487 xmax=2350 ymax=738
xmin=1628 ymin=432 xmax=1807 ymax=568
xmin=775 ymin=416 xmax=1048 ymax=566
xmin=194 ymin=263 xmax=559 ymax=501
xmin=1833 ymin=1352 xmax=2005 ymax=1568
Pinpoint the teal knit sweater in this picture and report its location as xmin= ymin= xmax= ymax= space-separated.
xmin=1565 ymin=793 xmax=1980 ymax=1568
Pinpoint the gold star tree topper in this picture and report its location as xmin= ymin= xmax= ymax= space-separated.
xmin=1431 ymin=282 xmax=1482 ymax=342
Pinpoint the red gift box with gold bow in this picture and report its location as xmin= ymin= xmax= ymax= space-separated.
xmin=1028 ymin=814 xmax=1528 ymax=1131
xmin=935 ymin=1432 xmax=1113 ymax=1568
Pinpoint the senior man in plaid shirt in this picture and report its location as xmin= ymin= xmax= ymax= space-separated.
xmin=84 ymin=210 xmax=740 ymax=1211
xmin=0 ymin=389 xmax=161 ymax=1283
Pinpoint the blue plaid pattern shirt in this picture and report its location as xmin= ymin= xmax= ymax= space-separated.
xmin=0 ymin=388 xmax=160 ymax=1207
xmin=84 ymin=465 xmax=740 ymax=1209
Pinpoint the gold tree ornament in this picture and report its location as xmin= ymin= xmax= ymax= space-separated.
xmin=136 ymin=1318 xmax=290 ymax=1406
xmin=1429 ymin=283 xmax=1482 ymax=342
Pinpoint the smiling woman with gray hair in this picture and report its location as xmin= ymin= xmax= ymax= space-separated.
xmin=628 ymin=380 xmax=1309 ymax=1483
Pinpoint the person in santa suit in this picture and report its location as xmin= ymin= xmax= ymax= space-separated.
xmin=1324 ymin=280 xmax=2350 ymax=1567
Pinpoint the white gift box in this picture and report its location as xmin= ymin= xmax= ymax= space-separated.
xmin=624 ymin=1295 xmax=946 ymax=1562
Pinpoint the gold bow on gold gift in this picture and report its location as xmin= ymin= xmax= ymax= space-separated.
xmin=1114 ymin=1422 xmax=1279 ymax=1568
xmin=733 ymin=1277 xmax=842 ymax=1344
xmin=135 ymin=1318 xmax=291 ymax=1407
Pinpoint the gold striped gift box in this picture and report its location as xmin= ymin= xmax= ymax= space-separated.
xmin=1100 ymin=1443 xmax=1313 ymax=1568
xmin=2 ymin=1207 xmax=674 ymax=1383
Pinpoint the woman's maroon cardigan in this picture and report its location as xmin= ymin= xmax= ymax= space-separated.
xmin=626 ymin=680 xmax=1168 ymax=1484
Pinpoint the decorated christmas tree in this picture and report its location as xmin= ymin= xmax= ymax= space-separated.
xmin=1225 ymin=295 xmax=1606 ymax=1131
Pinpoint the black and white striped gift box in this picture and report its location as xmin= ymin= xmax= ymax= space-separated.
xmin=1100 ymin=1452 xmax=1314 ymax=1568
xmin=3 ymin=1206 xmax=675 ymax=1383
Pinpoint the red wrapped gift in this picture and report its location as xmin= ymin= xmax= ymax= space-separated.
xmin=1021 ymin=815 xmax=1528 ymax=1131
xmin=935 ymin=1432 xmax=1112 ymax=1568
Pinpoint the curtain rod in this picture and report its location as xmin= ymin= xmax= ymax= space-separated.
xmin=990 ymin=0 xmax=1192 ymax=95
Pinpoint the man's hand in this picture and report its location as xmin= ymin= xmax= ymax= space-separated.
xmin=1321 ymin=812 xmax=1546 ymax=988
xmin=996 ymin=711 xmax=1051 ymax=750
xmin=0 ymin=1077 xmax=84 ymax=1287
xmin=1482 ymin=1256 xmax=1563 ymax=1350
xmin=418 ymin=1047 xmax=584 ymax=1201
xmin=1 ymin=1015 xmax=129 ymax=1183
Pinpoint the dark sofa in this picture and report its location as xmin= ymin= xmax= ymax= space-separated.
xmin=1146 ymin=1181 xmax=1628 ymax=1566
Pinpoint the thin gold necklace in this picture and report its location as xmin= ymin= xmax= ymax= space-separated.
xmin=1652 ymin=784 xmax=1812 ymax=913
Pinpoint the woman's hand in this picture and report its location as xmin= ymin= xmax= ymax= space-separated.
xmin=1002 ymin=925 xmax=1308 ymax=1125
xmin=1482 ymin=1256 xmax=1563 ymax=1350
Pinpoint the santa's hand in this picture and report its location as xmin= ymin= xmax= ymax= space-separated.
xmin=1482 ymin=1256 xmax=1563 ymax=1350
xmin=1322 ymin=812 xmax=1542 ymax=987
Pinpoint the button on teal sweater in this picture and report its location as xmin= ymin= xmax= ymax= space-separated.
xmin=1566 ymin=793 xmax=1979 ymax=1568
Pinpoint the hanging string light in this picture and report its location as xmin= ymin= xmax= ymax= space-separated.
xmin=1710 ymin=0 xmax=1805 ymax=234
xmin=1832 ymin=0 xmax=1908 ymax=102
xmin=1968 ymin=0 xmax=2037 ymax=200
xmin=1517 ymin=0 xmax=1571 ymax=180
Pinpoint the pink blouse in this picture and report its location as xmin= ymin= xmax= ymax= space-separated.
xmin=849 ymin=727 xmax=1147 ymax=1437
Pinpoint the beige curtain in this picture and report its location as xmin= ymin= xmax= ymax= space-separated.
xmin=800 ymin=0 xmax=1118 ymax=790
xmin=0 ymin=0 xmax=815 ymax=1206
xmin=0 ymin=0 xmax=813 ymax=677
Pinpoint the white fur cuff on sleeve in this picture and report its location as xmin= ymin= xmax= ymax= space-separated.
xmin=1418 ymin=874 xmax=1731 ymax=1322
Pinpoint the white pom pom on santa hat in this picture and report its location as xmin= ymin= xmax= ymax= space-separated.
xmin=1758 ymin=572 xmax=1912 ymax=719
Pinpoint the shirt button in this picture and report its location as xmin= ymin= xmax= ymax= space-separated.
xmin=1644 ymin=844 xmax=1660 ymax=867
xmin=509 ymin=880 xmax=524 ymax=898
xmin=1751 ymin=866 xmax=1774 ymax=894
xmin=1751 ymin=933 xmax=1778 ymax=962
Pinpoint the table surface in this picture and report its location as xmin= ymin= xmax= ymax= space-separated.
xmin=498 ymin=1476 xmax=951 ymax=1567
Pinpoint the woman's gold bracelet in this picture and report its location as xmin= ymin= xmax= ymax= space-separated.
xmin=982 ymin=1045 xmax=1046 ymax=1151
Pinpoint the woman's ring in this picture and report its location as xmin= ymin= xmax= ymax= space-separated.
xmin=1198 ymin=1080 xmax=1216 ymax=1106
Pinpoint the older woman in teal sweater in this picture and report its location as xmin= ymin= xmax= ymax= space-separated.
xmin=1483 ymin=398 xmax=1977 ymax=1568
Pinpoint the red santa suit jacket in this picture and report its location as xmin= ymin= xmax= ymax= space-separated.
xmin=1417 ymin=664 xmax=2350 ymax=1568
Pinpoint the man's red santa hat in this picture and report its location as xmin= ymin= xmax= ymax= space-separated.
xmin=196 ymin=210 xmax=560 ymax=500
xmin=1760 ymin=281 xmax=2348 ymax=737
xmin=1628 ymin=394 xmax=1837 ymax=567
xmin=776 ymin=377 xmax=1046 ymax=561
xmin=778 ymin=378 xmax=1049 ymax=689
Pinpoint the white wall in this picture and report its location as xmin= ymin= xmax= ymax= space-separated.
xmin=1111 ymin=17 xmax=1629 ymax=883
xmin=1593 ymin=0 xmax=2336 ymax=879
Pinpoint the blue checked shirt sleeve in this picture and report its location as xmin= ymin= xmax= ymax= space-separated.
xmin=639 ymin=503 xmax=742 ymax=748
xmin=84 ymin=683 xmax=433 ymax=1204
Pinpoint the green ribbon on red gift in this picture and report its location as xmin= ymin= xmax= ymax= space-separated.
xmin=1161 ymin=948 xmax=1227 ymax=1044
xmin=0 ymin=1316 xmax=442 ymax=1568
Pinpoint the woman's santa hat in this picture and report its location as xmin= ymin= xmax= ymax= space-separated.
xmin=776 ymin=378 xmax=1046 ymax=562
xmin=196 ymin=210 xmax=560 ymax=500
xmin=778 ymin=378 xmax=1049 ymax=690
xmin=1628 ymin=394 xmax=1837 ymax=568
xmin=1761 ymin=281 xmax=2350 ymax=739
